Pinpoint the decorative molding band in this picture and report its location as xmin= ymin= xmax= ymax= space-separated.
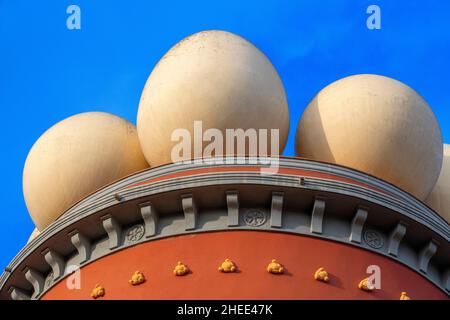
xmin=4 ymin=209 xmax=450 ymax=299
xmin=13 ymin=159 xmax=446 ymax=261
xmin=1 ymin=158 xmax=449 ymax=299
xmin=54 ymin=157 xmax=448 ymax=233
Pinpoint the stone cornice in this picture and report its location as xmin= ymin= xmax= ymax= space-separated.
xmin=1 ymin=157 xmax=449 ymax=299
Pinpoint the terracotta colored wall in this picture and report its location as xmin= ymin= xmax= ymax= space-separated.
xmin=42 ymin=231 xmax=448 ymax=300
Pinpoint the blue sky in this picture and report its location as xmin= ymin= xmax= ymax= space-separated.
xmin=0 ymin=0 xmax=449 ymax=268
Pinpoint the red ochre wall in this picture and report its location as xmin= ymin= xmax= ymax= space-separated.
xmin=42 ymin=231 xmax=448 ymax=300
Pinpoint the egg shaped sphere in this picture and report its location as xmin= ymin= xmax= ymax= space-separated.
xmin=23 ymin=112 xmax=149 ymax=231
xmin=426 ymin=144 xmax=450 ymax=223
xmin=27 ymin=228 xmax=40 ymax=243
xmin=295 ymin=74 xmax=443 ymax=200
xmin=137 ymin=30 xmax=290 ymax=167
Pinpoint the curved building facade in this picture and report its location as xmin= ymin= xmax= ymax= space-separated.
xmin=1 ymin=157 xmax=449 ymax=300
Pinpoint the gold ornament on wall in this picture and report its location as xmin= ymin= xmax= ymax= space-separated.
xmin=173 ymin=261 xmax=189 ymax=276
xmin=91 ymin=284 xmax=105 ymax=299
xmin=314 ymin=267 xmax=330 ymax=282
xmin=358 ymin=278 xmax=374 ymax=292
xmin=218 ymin=258 xmax=236 ymax=273
xmin=400 ymin=292 xmax=411 ymax=300
xmin=129 ymin=271 xmax=146 ymax=285
xmin=267 ymin=259 xmax=284 ymax=274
